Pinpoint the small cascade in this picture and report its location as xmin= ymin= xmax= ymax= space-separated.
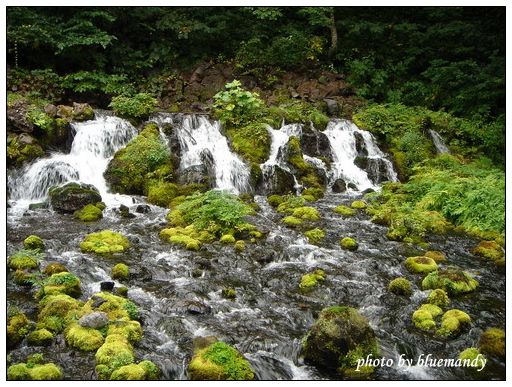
xmin=260 ymin=123 xmax=303 ymax=194
xmin=324 ymin=119 xmax=397 ymax=191
xmin=151 ymin=113 xmax=251 ymax=194
xmin=8 ymin=111 xmax=137 ymax=207
xmin=428 ymin=129 xmax=450 ymax=154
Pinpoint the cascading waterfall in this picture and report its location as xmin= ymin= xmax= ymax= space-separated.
xmin=151 ymin=113 xmax=251 ymax=194
xmin=8 ymin=111 xmax=137 ymax=207
xmin=323 ymin=119 xmax=397 ymax=191
xmin=260 ymin=123 xmax=303 ymax=193
xmin=428 ymin=129 xmax=450 ymax=154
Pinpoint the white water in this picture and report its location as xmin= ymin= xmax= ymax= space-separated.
xmin=151 ymin=113 xmax=251 ymax=194
xmin=8 ymin=111 xmax=137 ymax=208
xmin=260 ymin=123 xmax=303 ymax=193
xmin=323 ymin=119 xmax=397 ymax=191
xmin=428 ymin=129 xmax=450 ymax=154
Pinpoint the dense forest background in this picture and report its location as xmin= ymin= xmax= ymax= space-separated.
xmin=7 ymin=6 xmax=505 ymax=121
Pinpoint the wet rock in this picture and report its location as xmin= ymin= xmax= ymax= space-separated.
xmin=56 ymin=105 xmax=74 ymax=119
xmin=44 ymin=104 xmax=58 ymax=117
xmin=7 ymin=99 xmax=34 ymax=133
xmin=119 ymin=204 xmax=136 ymax=219
xmin=72 ymin=102 xmax=94 ymax=121
xmin=366 ymin=158 xmax=391 ymax=185
xmin=135 ymin=204 xmax=151 ymax=214
xmin=300 ymin=130 xmax=332 ymax=159
xmin=48 ymin=182 xmax=102 ymax=213
xmin=100 ymin=281 xmax=115 ymax=292
xmin=354 ymin=132 xmax=368 ymax=156
xmin=7 ymin=132 xmax=45 ymax=167
xmin=178 ymin=151 xmax=216 ymax=188
xmin=28 ymin=202 xmax=49 ymax=210
xmin=362 ymin=188 xmax=375 ymax=195
xmin=347 ymin=183 xmax=357 ymax=190
xmin=332 ymin=178 xmax=347 ymax=193
xmin=79 ymin=311 xmax=109 ymax=329
xmin=91 ymin=295 xmax=108 ymax=308
xmin=130 ymin=266 xmax=153 ymax=282
xmin=186 ymin=301 xmax=211 ymax=315
xmin=261 ymin=165 xmax=295 ymax=195
xmin=324 ymin=98 xmax=339 ymax=116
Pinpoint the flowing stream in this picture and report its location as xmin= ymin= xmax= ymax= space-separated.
xmin=6 ymin=113 xmax=505 ymax=380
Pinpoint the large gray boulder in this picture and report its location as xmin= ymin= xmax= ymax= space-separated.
xmin=49 ymin=182 xmax=102 ymax=213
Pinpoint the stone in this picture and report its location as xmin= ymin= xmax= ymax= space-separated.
xmin=79 ymin=311 xmax=109 ymax=329
xmin=7 ymin=99 xmax=34 ymax=133
xmin=135 ymin=204 xmax=151 ymax=214
xmin=44 ymin=104 xmax=58 ymax=117
xmin=119 ymin=205 xmax=136 ymax=219
xmin=324 ymin=98 xmax=339 ymax=116
xmin=300 ymin=130 xmax=332 ymax=159
xmin=100 ymin=281 xmax=115 ymax=292
xmin=48 ymin=182 xmax=102 ymax=213
xmin=186 ymin=301 xmax=211 ymax=315
xmin=332 ymin=178 xmax=347 ymax=193
xmin=261 ymin=165 xmax=296 ymax=195
xmin=72 ymin=102 xmax=94 ymax=121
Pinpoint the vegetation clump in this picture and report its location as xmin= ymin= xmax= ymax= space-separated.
xmin=73 ymin=203 xmax=104 ymax=221
xmin=426 ymin=289 xmax=450 ymax=308
xmin=65 ymin=323 xmax=105 ymax=351
xmin=340 ymin=237 xmax=358 ymax=251
xmin=333 ymin=204 xmax=356 ymax=216
xmin=38 ymin=271 xmax=82 ymax=298
xmin=304 ymin=228 xmax=325 ymax=245
xmin=472 ymin=240 xmax=504 ymax=263
xmin=458 ymin=348 xmax=486 ymax=369
xmin=479 ymin=328 xmax=505 ymax=358
xmin=424 ymin=250 xmax=447 ymax=262
xmin=8 ymin=248 xmax=43 ymax=270
xmin=109 ymin=92 xmax=157 ymax=120
xmin=436 ymin=309 xmax=471 ymax=337
xmin=7 ymin=310 xmax=31 ymax=347
xmin=80 ymin=230 xmax=130 ymax=255
xmin=299 ymin=269 xmax=326 ymax=292
xmin=23 ymin=235 xmax=45 ymax=251
xmin=8 ymin=360 xmax=63 ymax=381
xmin=351 ymin=200 xmax=367 ymax=209
xmin=421 ymin=268 xmax=478 ymax=295
xmin=27 ymin=328 xmax=54 ymax=346
xmin=404 ymin=256 xmax=438 ymax=274
xmin=388 ymin=277 xmax=413 ymax=297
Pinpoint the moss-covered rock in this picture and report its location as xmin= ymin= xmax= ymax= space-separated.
xmin=426 ymin=289 xmax=450 ymax=308
xmin=340 ymin=237 xmax=358 ymax=251
xmin=221 ymin=288 xmax=237 ymax=300
xmin=302 ymin=306 xmax=379 ymax=377
xmin=23 ymin=235 xmax=45 ymax=251
xmin=333 ymin=204 xmax=356 ymax=216
xmin=73 ymin=203 xmax=104 ymax=221
xmin=422 ymin=268 xmax=479 ymax=295
xmin=42 ymin=262 xmax=68 ymax=276
xmin=299 ymin=269 xmax=326 ymax=293
xmin=107 ymin=320 xmax=143 ymax=343
xmin=27 ymin=328 xmax=54 ymax=346
xmin=234 ymin=240 xmax=246 ymax=252
xmin=112 ymin=263 xmax=129 ymax=280
xmin=267 ymin=194 xmax=285 ymax=207
xmin=38 ymin=294 xmax=81 ymax=330
xmin=473 ymin=240 xmax=505 ymax=263
xmin=39 ymin=272 xmax=81 ymax=299
xmin=479 ymin=328 xmax=505 ymax=358
xmin=436 ymin=309 xmax=471 ymax=337
xmin=285 ymin=136 xmax=324 ymax=189
xmin=7 ymin=132 xmax=45 ymax=167
xmin=458 ymin=348 xmax=486 ymax=369
xmin=104 ymin=123 xmax=172 ymax=195
xmin=7 ymin=363 xmax=31 ymax=380
xmin=7 ymin=362 xmax=63 ymax=381
xmin=138 ymin=360 xmax=160 ymax=380
xmin=404 ymin=256 xmax=438 ymax=274
xmin=13 ymin=269 xmax=36 ymax=286
xmin=388 ymin=277 xmax=413 ymax=296
xmin=110 ymin=363 xmax=147 ymax=380
xmin=412 ymin=309 xmax=436 ymax=332
xmin=188 ymin=341 xmax=255 ymax=380
xmin=351 ymin=200 xmax=367 ymax=209
xmin=49 ymin=182 xmax=102 ymax=213
xmin=65 ymin=323 xmax=105 ymax=351
xmin=95 ymin=334 xmax=135 ymax=376
xmin=292 ymin=206 xmax=321 ymax=221
xmin=220 ymin=234 xmax=236 ymax=244
xmin=302 ymin=187 xmax=324 ymax=201
xmin=424 ymin=250 xmax=447 ymax=262
xmin=84 ymin=292 xmax=139 ymax=321
xmin=7 ymin=311 xmax=30 ymax=347
xmin=8 ymin=248 xmax=42 ymax=270
xmin=80 ymin=230 xmax=130 ymax=255
xmin=159 ymin=225 xmax=213 ymax=251
xmin=282 ymin=216 xmax=303 ymax=227
xmin=304 ymin=228 xmax=325 ymax=245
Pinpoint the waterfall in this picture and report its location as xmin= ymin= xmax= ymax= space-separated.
xmin=8 ymin=111 xmax=137 ymax=207
xmin=428 ymin=129 xmax=450 ymax=154
xmin=260 ymin=123 xmax=303 ymax=194
xmin=323 ymin=119 xmax=397 ymax=191
xmin=151 ymin=113 xmax=251 ymax=194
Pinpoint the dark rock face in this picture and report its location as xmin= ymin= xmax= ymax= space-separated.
xmin=354 ymin=157 xmax=390 ymax=185
xmin=7 ymin=99 xmax=34 ymax=133
xmin=178 ymin=150 xmax=216 ymax=188
xmin=48 ymin=182 xmax=102 ymax=213
xmin=324 ymin=98 xmax=339 ymax=116
xmin=135 ymin=204 xmax=151 ymax=214
xmin=354 ymin=132 xmax=368 ymax=157
xmin=260 ymin=165 xmax=296 ymax=195
xmin=119 ymin=204 xmax=136 ymax=219
xmin=332 ymin=178 xmax=347 ymax=193
xmin=99 ymin=282 xmax=115 ymax=292
xmin=300 ymin=131 xmax=332 ymax=160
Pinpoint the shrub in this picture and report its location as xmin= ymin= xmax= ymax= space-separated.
xmin=213 ymin=80 xmax=263 ymax=127
xmin=109 ymin=93 xmax=157 ymax=119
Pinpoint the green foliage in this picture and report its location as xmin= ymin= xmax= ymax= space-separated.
xmin=80 ymin=230 xmax=130 ymax=255
xmin=299 ymin=269 xmax=326 ymax=292
xmin=61 ymin=71 xmax=135 ymax=95
xmin=109 ymin=93 xmax=157 ymax=119
xmin=340 ymin=237 xmax=358 ymax=251
xmin=112 ymin=263 xmax=129 ymax=280
xmin=8 ymin=249 xmax=44 ymax=270
xmin=266 ymin=100 xmax=329 ymax=130
xmin=23 ymin=235 xmax=45 ymax=251
xmin=304 ymin=228 xmax=325 ymax=245
xmin=225 ymin=122 xmax=270 ymax=164
xmin=213 ymin=80 xmax=264 ymax=127
xmin=176 ymin=190 xmax=254 ymax=233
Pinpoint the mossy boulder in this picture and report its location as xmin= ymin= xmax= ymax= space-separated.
xmin=138 ymin=360 xmax=160 ymax=380
xmin=422 ymin=268 xmax=479 ymax=295
xmin=80 ymin=230 xmax=130 ymax=255
xmin=282 ymin=216 xmax=303 ymax=227
xmin=234 ymin=240 xmax=245 ymax=252
xmin=107 ymin=320 xmax=143 ymax=342
xmin=424 ymin=250 xmax=447 ymax=262
xmin=436 ymin=309 xmax=471 ymax=337
xmin=110 ymin=364 xmax=147 ymax=380
xmin=7 ymin=362 xmax=63 ymax=381
xmin=302 ymin=306 xmax=379 ymax=377
xmin=458 ymin=348 xmax=486 ymax=369
xmin=43 ymin=262 xmax=68 ymax=276
xmin=304 ymin=228 xmax=325 ymax=245
xmin=479 ymin=328 xmax=505 ymax=358
xmin=84 ymin=292 xmax=139 ymax=321
xmin=284 ymin=136 xmax=324 ymax=189
xmin=65 ymin=323 xmax=105 ymax=351
xmin=73 ymin=203 xmax=104 ymax=221
xmin=292 ymin=206 xmax=321 ymax=221
xmin=7 ymin=311 xmax=30 ymax=347
xmin=8 ymin=249 xmax=42 ymax=270
xmin=96 ymin=334 xmax=135 ymax=377
xmin=388 ymin=277 xmax=413 ymax=296
xmin=426 ymin=289 xmax=450 ymax=308
xmin=27 ymin=328 xmax=54 ymax=346
xmin=333 ymin=204 xmax=356 ymax=216
xmin=104 ymin=123 xmax=172 ymax=195
xmin=23 ymin=235 xmax=45 ymax=251
xmin=267 ymin=194 xmax=285 ymax=207
xmin=49 ymin=182 xmax=102 ymax=213
xmin=188 ymin=341 xmax=255 ymax=380
xmin=112 ymin=263 xmax=130 ymax=280
xmin=220 ymin=234 xmax=236 ymax=244
xmin=302 ymin=187 xmax=324 ymax=201
xmin=404 ymin=256 xmax=438 ymax=274
xmin=7 ymin=132 xmax=45 ymax=167
xmin=351 ymin=200 xmax=367 ymax=209
xmin=473 ymin=240 xmax=505 ymax=263
xmin=299 ymin=269 xmax=326 ymax=293
xmin=39 ymin=272 xmax=81 ymax=298
xmin=159 ymin=225 xmax=214 ymax=251
xmin=38 ymin=294 xmax=81 ymax=332
xmin=340 ymin=237 xmax=358 ymax=251
xmin=412 ymin=309 xmax=436 ymax=332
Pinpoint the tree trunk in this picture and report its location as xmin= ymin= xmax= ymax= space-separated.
xmin=328 ymin=11 xmax=338 ymax=59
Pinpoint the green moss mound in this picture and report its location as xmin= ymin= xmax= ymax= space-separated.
xmin=38 ymin=271 xmax=82 ymax=299
xmin=188 ymin=341 xmax=255 ymax=380
xmin=479 ymin=328 xmax=505 ymax=358
xmin=65 ymin=323 xmax=105 ymax=351
xmin=304 ymin=228 xmax=325 ymax=245
xmin=473 ymin=240 xmax=505 ymax=263
xmin=27 ymin=328 xmax=54 ymax=346
xmin=334 ymin=204 xmax=356 ymax=216
xmin=424 ymin=250 xmax=447 ymax=262
xmin=104 ymin=123 xmax=171 ymax=194
xmin=159 ymin=225 xmax=213 ymax=251
xmin=458 ymin=348 xmax=486 ymax=369
xmin=388 ymin=277 xmax=413 ymax=296
xmin=8 ymin=249 xmax=43 ymax=270
xmin=282 ymin=216 xmax=303 ymax=227
xmin=23 ymin=235 xmax=45 ymax=251
xmin=38 ymin=294 xmax=81 ymax=331
xmin=234 ymin=240 xmax=246 ymax=252
xmin=426 ymin=289 xmax=450 ymax=308
xmin=436 ymin=309 xmax=471 ymax=337
xmin=95 ymin=334 xmax=135 ymax=375
xmin=351 ymin=200 xmax=367 ymax=209
xmin=112 ymin=263 xmax=129 ymax=280
xmin=220 ymin=234 xmax=236 ymax=244
xmin=404 ymin=256 xmax=438 ymax=274
xmin=299 ymin=269 xmax=326 ymax=293
xmin=138 ymin=360 xmax=160 ymax=380
xmin=80 ymin=230 xmax=130 ymax=255
xmin=74 ymin=203 xmax=104 ymax=221
xmin=422 ymin=268 xmax=478 ymax=295
xmin=340 ymin=237 xmax=358 ymax=251
xmin=110 ymin=363 xmax=146 ymax=380
xmin=292 ymin=206 xmax=320 ymax=221
xmin=43 ymin=262 xmax=68 ymax=276
xmin=8 ymin=362 xmax=63 ymax=381
xmin=84 ymin=292 xmax=139 ymax=321
xmin=302 ymin=306 xmax=379 ymax=377
xmin=7 ymin=311 xmax=30 ymax=347
xmin=412 ymin=309 xmax=435 ymax=331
